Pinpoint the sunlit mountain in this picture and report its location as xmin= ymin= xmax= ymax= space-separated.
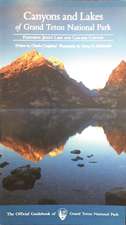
xmin=96 ymin=60 xmax=126 ymax=108
xmin=0 ymin=50 xmax=96 ymax=108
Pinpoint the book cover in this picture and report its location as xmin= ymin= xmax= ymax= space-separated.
xmin=0 ymin=0 xmax=126 ymax=224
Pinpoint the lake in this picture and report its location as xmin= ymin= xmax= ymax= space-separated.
xmin=0 ymin=109 xmax=126 ymax=205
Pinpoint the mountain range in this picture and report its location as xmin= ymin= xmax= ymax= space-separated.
xmin=0 ymin=50 xmax=126 ymax=109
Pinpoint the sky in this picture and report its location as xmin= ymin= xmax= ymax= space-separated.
xmin=0 ymin=0 xmax=126 ymax=89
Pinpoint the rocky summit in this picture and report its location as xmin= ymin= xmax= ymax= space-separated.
xmin=95 ymin=60 xmax=126 ymax=108
xmin=0 ymin=50 xmax=96 ymax=108
xmin=106 ymin=60 xmax=126 ymax=87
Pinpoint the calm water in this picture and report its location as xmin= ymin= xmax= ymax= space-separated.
xmin=0 ymin=109 xmax=126 ymax=205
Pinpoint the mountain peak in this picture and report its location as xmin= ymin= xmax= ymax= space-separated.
xmin=11 ymin=49 xmax=47 ymax=70
xmin=15 ymin=49 xmax=47 ymax=68
xmin=20 ymin=49 xmax=42 ymax=61
xmin=106 ymin=60 xmax=126 ymax=87
xmin=0 ymin=49 xmax=48 ymax=78
xmin=0 ymin=50 xmax=96 ymax=108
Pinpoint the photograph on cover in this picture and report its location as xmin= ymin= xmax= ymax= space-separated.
xmin=0 ymin=0 xmax=126 ymax=207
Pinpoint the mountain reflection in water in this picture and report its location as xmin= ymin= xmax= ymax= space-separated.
xmin=0 ymin=109 xmax=126 ymax=205
xmin=0 ymin=110 xmax=93 ymax=162
xmin=93 ymin=110 xmax=126 ymax=155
